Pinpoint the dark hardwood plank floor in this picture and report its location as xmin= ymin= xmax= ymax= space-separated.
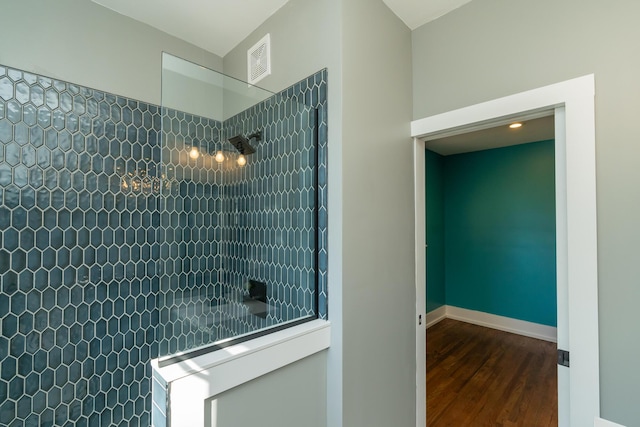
xmin=427 ymin=319 xmax=557 ymax=427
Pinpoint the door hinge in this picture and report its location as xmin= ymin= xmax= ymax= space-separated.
xmin=418 ymin=315 xmax=422 ymax=325
xmin=557 ymin=349 xmax=570 ymax=367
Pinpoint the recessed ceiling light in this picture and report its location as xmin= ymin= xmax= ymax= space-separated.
xmin=509 ymin=122 xmax=523 ymax=129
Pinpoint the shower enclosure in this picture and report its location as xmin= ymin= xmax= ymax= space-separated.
xmin=156 ymin=54 xmax=327 ymax=362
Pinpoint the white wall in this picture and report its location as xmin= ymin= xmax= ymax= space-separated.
xmin=0 ymin=0 xmax=223 ymax=105
xmin=412 ymin=1 xmax=640 ymax=425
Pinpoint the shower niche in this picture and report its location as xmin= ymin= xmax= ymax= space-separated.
xmin=157 ymin=53 xmax=327 ymax=363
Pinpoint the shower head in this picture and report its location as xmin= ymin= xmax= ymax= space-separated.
xmin=228 ymin=131 xmax=262 ymax=155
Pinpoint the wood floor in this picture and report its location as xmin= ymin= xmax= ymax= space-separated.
xmin=426 ymin=319 xmax=558 ymax=427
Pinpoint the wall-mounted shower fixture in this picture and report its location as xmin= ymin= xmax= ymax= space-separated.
xmin=228 ymin=131 xmax=262 ymax=155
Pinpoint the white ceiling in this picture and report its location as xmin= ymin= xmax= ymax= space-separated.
xmin=91 ymin=0 xmax=290 ymax=57
xmin=382 ymin=0 xmax=473 ymax=29
xmin=91 ymin=0 xmax=472 ymax=57
xmin=425 ymin=116 xmax=556 ymax=156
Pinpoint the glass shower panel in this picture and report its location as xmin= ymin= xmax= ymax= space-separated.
xmin=158 ymin=53 xmax=318 ymax=360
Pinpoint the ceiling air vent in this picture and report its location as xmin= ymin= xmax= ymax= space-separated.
xmin=247 ymin=34 xmax=271 ymax=85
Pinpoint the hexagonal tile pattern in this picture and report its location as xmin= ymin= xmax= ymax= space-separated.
xmin=156 ymin=70 xmax=328 ymax=357
xmin=0 ymin=64 xmax=160 ymax=427
xmin=212 ymin=87 xmax=324 ymax=339
xmin=0 ymin=62 xmax=327 ymax=426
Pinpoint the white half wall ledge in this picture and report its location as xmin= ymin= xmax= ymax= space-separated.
xmin=425 ymin=305 xmax=557 ymax=342
xmin=151 ymin=319 xmax=331 ymax=427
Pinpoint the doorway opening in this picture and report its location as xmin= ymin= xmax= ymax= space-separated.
xmin=423 ymin=117 xmax=557 ymax=425
xmin=411 ymin=75 xmax=599 ymax=427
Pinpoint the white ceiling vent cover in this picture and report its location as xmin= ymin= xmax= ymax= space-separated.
xmin=247 ymin=34 xmax=271 ymax=85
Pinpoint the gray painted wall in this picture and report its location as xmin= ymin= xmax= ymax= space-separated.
xmin=340 ymin=1 xmax=415 ymax=426
xmin=222 ymin=0 xmax=341 ymax=94
xmin=162 ymin=69 xmax=224 ymax=120
xmin=412 ymin=1 xmax=640 ymax=425
xmin=224 ymin=1 xmax=416 ymax=427
xmin=0 ymin=0 xmax=223 ymax=105
xmin=212 ymin=351 xmax=327 ymax=427
xmin=224 ymin=1 xmax=345 ymax=425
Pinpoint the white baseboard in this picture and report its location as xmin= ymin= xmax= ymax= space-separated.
xmin=425 ymin=305 xmax=557 ymax=343
xmin=425 ymin=306 xmax=446 ymax=328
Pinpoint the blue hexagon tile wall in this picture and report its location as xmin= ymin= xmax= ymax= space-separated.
xmin=0 ymin=63 xmax=328 ymax=427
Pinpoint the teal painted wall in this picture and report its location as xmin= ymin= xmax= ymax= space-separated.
xmin=426 ymin=150 xmax=446 ymax=312
xmin=425 ymin=140 xmax=557 ymax=326
xmin=444 ymin=140 xmax=557 ymax=326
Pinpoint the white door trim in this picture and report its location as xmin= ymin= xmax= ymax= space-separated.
xmin=413 ymin=136 xmax=427 ymax=427
xmin=555 ymin=104 xmax=570 ymax=426
xmin=411 ymin=74 xmax=599 ymax=427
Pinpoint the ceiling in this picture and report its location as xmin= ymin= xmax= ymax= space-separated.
xmin=91 ymin=0 xmax=473 ymax=57
xmin=425 ymin=116 xmax=555 ymax=156
xmin=382 ymin=0 xmax=473 ymax=29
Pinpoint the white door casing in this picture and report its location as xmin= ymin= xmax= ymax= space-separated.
xmin=413 ymin=137 xmax=427 ymax=427
xmin=412 ymin=74 xmax=599 ymax=427
xmin=555 ymin=105 xmax=570 ymax=426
